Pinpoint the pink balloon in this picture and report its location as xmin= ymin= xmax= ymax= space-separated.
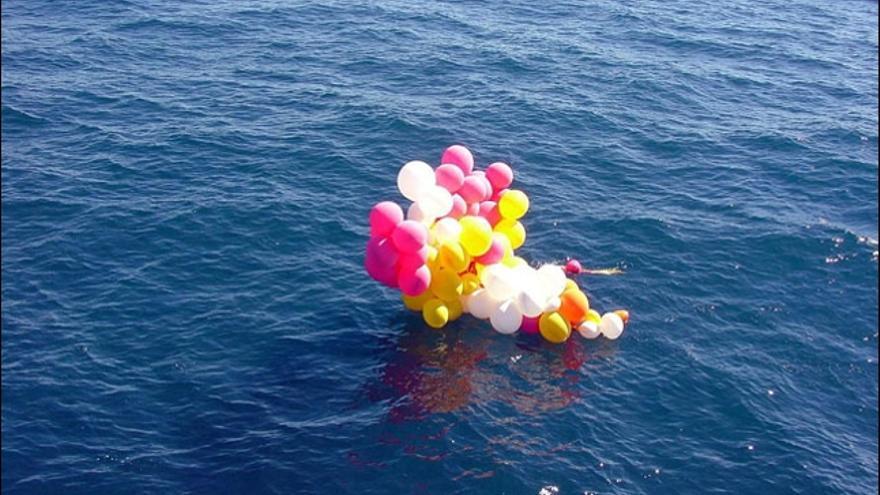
xmin=369 ymin=201 xmax=403 ymax=238
xmin=441 ymin=145 xmax=474 ymax=176
xmin=520 ymin=316 xmax=540 ymax=334
xmin=491 ymin=187 xmax=508 ymax=202
xmin=458 ymin=176 xmax=485 ymax=204
xmin=564 ymin=259 xmax=582 ymax=275
xmin=435 ymin=164 xmax=464 ymax=193
xmin=486 ymin=162 xmax=513 ymax=191
xmin=448 ymin=194 xmax=467 ymax=218
xmin=391 ymin=220 xmax=428 ymax=253
xmin=474 ymin=234 xmax=505 ymax=265
xmin=478 ymin=201 xmax=501 ymax=227
xmin=399 ymin=245 xmax=428 ymax=273
xmin=398 ymin=264 xmax=431 ymax=296
xmin=467 ymin=202 xmax=480 ymax=216
xmin=471 ymin=171 xmax=492 ymax=201
xmin=365 ymin=237 xmax=399 ymax=287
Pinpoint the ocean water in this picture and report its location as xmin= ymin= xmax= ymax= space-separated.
xmin=2 ymin=0 xmax=877 ymax=493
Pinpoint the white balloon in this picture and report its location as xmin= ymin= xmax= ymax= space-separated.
xmin=416 ymin=186 xmax=453 ymax=218
xmin=486 ymin=267 xmax=517 ymax=301
xmin=433 ymin=217 xmax=462 ymax=244
xmin=490 ymin=299 xmax=522 ymax=335
xmin=544 ymin=296 xmax=561 ymax=312
xmin=397 ymin=160 xmax=435 ymax=201
xmin=577 ymin=321 xmax=601 ymax=339
xmin=407 ymin=201 xmax=436 ymax=225
xmin=599 ymin=312 xmax=625 ymax=340
xmin=516 ymin=289 xmax=545 ymax=317
xmin=467 ymin=289 xmax=496 ymax=320
xmin=537 ymin=264 xmax=567 ymax=298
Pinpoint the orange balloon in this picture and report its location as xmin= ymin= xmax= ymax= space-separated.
xmin=613 ymin=309 xmax=630 ymax=324
xmin=558 ymin=289 xmax=590 ymax=325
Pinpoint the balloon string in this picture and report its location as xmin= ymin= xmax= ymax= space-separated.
xmin=579 ymin=267 xmax=624 ymax=276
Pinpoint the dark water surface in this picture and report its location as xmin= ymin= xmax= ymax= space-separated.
xmin=2 ymin=1 xmax=877 ymax=493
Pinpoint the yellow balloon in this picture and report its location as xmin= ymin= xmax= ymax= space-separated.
xmin=564 ymin=279 xmax=578 ymax=292
xmin=447 ymin=298 xmax=463 ymax=321
xmin=426 ymin=245 xmax=440 ymax=270
xmin=539 ymin=311 xmax=571 ymax=344
xmin=422 ymin=298 xmax=449 ymax=329
xmin=474 ymin=262 xmax=487 ymax=280
xmin=586 ymin=309 xmax=602 ymax=326
xmin=502 ymin=256 xmax=528 ymax=269
xmin=461 ymin=273 xmax=480 ymax=295
xmin=494 ymin=219 xmax=526 ymax=249
xmin=459 ymin=216 xmax=493 ymax=256
xmin=402 ymin=291 xmax=432 ymax=311
xmin=438 ymin=242 xmax=470 ymax=272
xmin=498 ymin=190 xmax=529 ymax=220
xmin=430 ymin=268 xmax=463 ymax=302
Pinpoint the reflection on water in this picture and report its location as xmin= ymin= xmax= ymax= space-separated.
xmin=370 ymin=318 xmax=619 ymax=421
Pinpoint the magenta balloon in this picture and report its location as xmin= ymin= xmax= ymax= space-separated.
xmin=519 ymin=316 xmax=540 ymax=334
xmin=486 ymin=162 xmax=513 ymax=191
xmin=491 ymin=187 xmax=508 ymax=202
xmin=478 ymin=201 xmax=501 ymax=226
xmin=458 ymin=176 xmax=484 ymax=204
xmin=369 ymin=201 xmax=404 ymax=238
xmin=448 ymin=194 xmax=467 ymax=219
xmin=398 ymin=264 xmax=431 ymax=296
xmin=564 ymin=259 xmax=583 ymax=275
xmin=475 ymin=235 xmax=505 ymax=265
xmin=441 ymin=145 xmax=474 ymax=176
xmin=391 ymin=220 xmax=428 ymax=253
xmin=365 ymin=237 xmax=399 ymax=286
xmin=435 ymin=164 xmax=465 ymax=193
xmin=399 ymin=245 xmax=428 ymax=273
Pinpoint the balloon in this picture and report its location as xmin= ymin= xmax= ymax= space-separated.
xmin=577 ymin=321 xmax=601 ymax=339
xmin=539 ymin=312 xmax=571 ymax=344
xmin=483 ymin=265 xmax=517 ymax=301
xmin=430 ymin=268 xmax=463 ymax=302
xmin=559 ymin=289 xmax=590 ymax=325
xmin=461 ymin=273 xmax=480 ymax=295
xmin=467 ymin=289 xmax=496 ymax=320
xmin=564 ymin=259 xmax=582 ymax=275
xmin=422 ymin=299 xmax=449 ymax=329
xmin=516 ymin=288 xmax=545 ymax=318
xmin=398 ymin=244 xmax=429 ymax=273
xmin=441 ymin=145 xmax=474 ymax=176
xmin=475 ymin=233 xmax=506 ymax=265
xmin=449 ymin=194 xmax=467 ymax=218
xmin=406 ymin=201 xmax=435 ymax=225
xmin=498 ymin=189 xmax=529 ymax=220
xmin=537 ymin=264 xmax=567 ymax=298
xmin=416 ymin=186 xmax=453 ymax=218
xmin=426 ymin=245 xmax=440 ymax=270
xmin=520 ymin=315 xmax=540 ymax=334
xmin=397 ymin=161 xmax=435 ymax=201
xmin=459 ymin=216 xmax=493 ymax=256
xmin=365 ymin=236 xmax=399 ymax=286
xmin=447 ymin=298 xmax=464 ymax=321
xmin=614 ymin=309 xmax=630 ymax=324
xmin=458 ymin=176 xmax=485 ymax=204
xmin=600 ymin=312 xmax=625 ymax=340
xmin=585 ymin=309 xmax=602 ymax=326
xmin=433 ymin=217 xmax=462 ymax=244
xmin=544 ymin=296 xmax=562 ymax=312
xmin=402 ymin=291 xmax=432 ymax=311
xmin=467 ymin=202 xmax=480 ymax=216
xmin=490 ymin=299 xmax=522 ymax=334
xmin=502 ymin=255 xmax=528 ymax=269
xmin=369 ymin=201 xmax=404 ymax=238
xmin=478 ymin=201 xmax=501 ymax=226
xmin=491 ymin=188 xmax=508 ymax=202
xmin=564 ymin=279 xmax=578 ymax=292
xmin=435 ymin=164 xmax=465 ymax=193
xmin=391 ymin=220 xmax=428 ymax=253
xmin=494 ymin=219 xmax=525 ymax=249
xmin=398 ymin=264 xmax=431 ymax=296
xmin=486 ymin=162 xmax=513 ymax=191
xmin=438 ymin=241 xmax=470 ymax=272
xmin=471 ymin=172 xmax=493 ymax=201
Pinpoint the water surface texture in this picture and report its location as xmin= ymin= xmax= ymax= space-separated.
xmin=2 ymin=1 xmax=878 ymax=493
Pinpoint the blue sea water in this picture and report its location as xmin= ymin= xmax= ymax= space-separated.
xmin=2 ymin=0 xmax=878 ymax=493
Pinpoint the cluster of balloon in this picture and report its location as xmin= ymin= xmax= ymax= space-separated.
xmin=365 ymin=145 xmax=629 ymax=343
